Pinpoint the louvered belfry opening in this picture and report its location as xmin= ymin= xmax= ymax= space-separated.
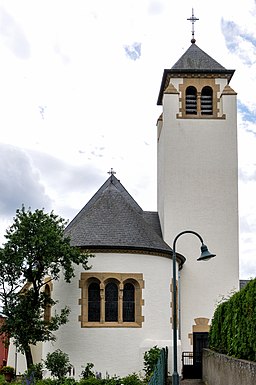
xmin=201 ymin=86 xmax=213 ymax=115
xmin=186 ymin=86 xmax=197 ymax=114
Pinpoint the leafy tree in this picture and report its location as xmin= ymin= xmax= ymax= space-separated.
xmin=0 ymin=206 xmax=93 ymax=369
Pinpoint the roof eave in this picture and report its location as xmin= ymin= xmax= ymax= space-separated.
xmin=157 ymin=68 xmax=235 ymax=106
xmin=77 ymin=244 xmax=186 ymax=268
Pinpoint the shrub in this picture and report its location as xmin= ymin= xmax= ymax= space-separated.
xmin=35 ymin=379 xmax=58 ymax=385
xmin=24 ymin=363 xmax=44 ymax=381
xmin=44 ymin=349 xmax=72 ymax=380
xmin=0 ymin=366 xmax=15 ymax=374
xmin=143 ymin=346 xmax=161 ymax=380
xmin=102 ymin=376 xmax=121 ymax=385
xmin=60 ymin=378 xmax=77 ymax=385
xmin=121 ymin=373 xmax=143 ymax=385
xmin=209 ymin=278 xmax=256 ymax=361
xmin=80 ymin=363 xmax=95 ymax=379
xmin=79 ymin=378 xmax=102 ymax=385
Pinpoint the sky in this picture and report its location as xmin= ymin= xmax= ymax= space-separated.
xmin=0 ymin=0 xmax=256 ymax=279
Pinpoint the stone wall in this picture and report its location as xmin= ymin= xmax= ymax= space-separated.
xmin=203 ymin=349 xmax=256 ymax=385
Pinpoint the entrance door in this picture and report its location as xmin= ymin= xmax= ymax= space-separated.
xmin=193 ymin=332 xmax=209 ymax=378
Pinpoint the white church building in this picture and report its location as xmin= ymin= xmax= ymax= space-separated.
xmin=9 ymin=36 xmax=239 ymax=379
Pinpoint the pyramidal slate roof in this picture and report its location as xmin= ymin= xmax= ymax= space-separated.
xmin=171 ymin=43 xmax=226 ymax=71
xmin=64 ymin=175 xmax=175 ymax=258
xmin=157 ymin=41 xmax=235 ymax=105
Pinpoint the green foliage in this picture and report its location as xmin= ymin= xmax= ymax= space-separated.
xmin=59 ymin=378 xmax=77 ymax=385
xmin=44 ymin=349 xmax=72 ymax=380
xmin=79 ymin=378 xmax=101 ymax=385
xmin=15 ymin=371 xmax=143 ymax=385
xmin=78 ymin=372 xmax=143 ymax=385
xmin=24 ymin=363 xmax=44 ymax=381
xmin=0 ymin=206 xmax=93 ymax=368
xmin=0 ymin=366 xmax=15 ymax=375
xmin=35 ymin=379 xmax=58 ymax=385
xmin=101 ymin=376 xmax=121 ymax=385
xmin=209 ymin=278 xmax=256 ymax=361
xmin=121 ymin=373 xmax=143 ymax=385
xmin=80 ymin=364 xmax=95 ymax=379
xmin=143 ymin=346 xmax=161 ymax=380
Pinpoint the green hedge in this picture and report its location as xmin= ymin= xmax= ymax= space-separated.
xmin=209 ymin=278 xmax=256 ymax=361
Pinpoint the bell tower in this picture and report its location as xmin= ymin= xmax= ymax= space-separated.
xmin=157 ymin=24 xmax=239 ymax=355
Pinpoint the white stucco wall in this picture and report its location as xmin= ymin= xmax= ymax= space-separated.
xmin=42 ymin=252 xmax=179 ymax=378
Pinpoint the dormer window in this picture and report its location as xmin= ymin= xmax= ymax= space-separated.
xmin=201 ymin=86 xmax=213 ymax=115
xmin=186 ymin=86 xmax=197 ymax=115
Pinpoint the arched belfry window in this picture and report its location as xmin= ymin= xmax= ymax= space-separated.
xmin=105 ymin=282 xmax=118 ymax=322
xmin=123 ymin=282 xmax=135 ymax=322
xmin=201 ymin=86 xmax=213 ymax=115
xmin=88 ymin=282 xmax=100 ymax=322
xmin=186 ymin=86 xmax=197 ymax=115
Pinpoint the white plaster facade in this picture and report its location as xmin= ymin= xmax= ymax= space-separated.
xmin=43 ymin=253 xmax=177 ymax=377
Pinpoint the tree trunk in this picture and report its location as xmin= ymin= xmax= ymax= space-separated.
xmin=24 ymin=345 xmax=33 ymax=369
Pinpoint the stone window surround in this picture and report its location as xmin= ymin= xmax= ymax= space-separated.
xmin=79 ymin=272 xmax=144 ymax=328
xmin=178 ymin=78 xmax=221 ymax=119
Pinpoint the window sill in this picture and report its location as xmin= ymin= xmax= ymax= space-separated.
xmin=80 ymin=321 xmax=142 ymax=328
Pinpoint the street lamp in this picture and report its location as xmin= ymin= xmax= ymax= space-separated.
xmin=171 ymin=230 xmax=216 ymax=385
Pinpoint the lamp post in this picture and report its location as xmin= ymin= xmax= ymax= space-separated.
xmin=171 ymin=230 xmax=216 ymax=385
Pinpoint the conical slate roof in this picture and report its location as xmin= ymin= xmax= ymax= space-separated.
xmin=157 ymin=41 xmax=235 ymax=105
xmin=65 ymin=175 xmax=176 ymax=258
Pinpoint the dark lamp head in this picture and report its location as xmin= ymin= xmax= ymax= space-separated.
xmin=197 ymin=244 xmax=216 ymax=261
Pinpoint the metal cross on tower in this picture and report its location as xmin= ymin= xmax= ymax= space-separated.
xmin=187 ymin=8 xmax=199 ymax=43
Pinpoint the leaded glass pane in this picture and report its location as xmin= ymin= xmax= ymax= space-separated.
xmin=105 ymin=282 xmax=118 ymax=322
xmin=123 ymin=283 xmax=135 ymax=322
xmin=88 ymin=282 xmax=100 ymax=322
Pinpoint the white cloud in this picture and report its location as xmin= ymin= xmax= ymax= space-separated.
xmin=0 ymin=0 xmax=255 ymax=278
xmin=0 ymin=144 xmax=51 ymax=216
xmin=0 ymin=6 xmax=30 ymax=59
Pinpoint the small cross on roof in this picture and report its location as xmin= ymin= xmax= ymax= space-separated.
xmin=108 ymin=168 xmax=116 ymax=181
xmin=108 ymin=168 xmax=116 ymax=176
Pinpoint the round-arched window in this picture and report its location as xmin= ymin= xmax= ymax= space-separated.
xmin=123 ymin=283 xmax=135 ymax=322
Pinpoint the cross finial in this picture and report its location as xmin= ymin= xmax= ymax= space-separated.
xmin=108 ymin=168 xmax=116 ymax=176
xmin=187 ymin=8 xmax=199 ymax=44
xmin=107 ymin=168 xmax=116 ymax=182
